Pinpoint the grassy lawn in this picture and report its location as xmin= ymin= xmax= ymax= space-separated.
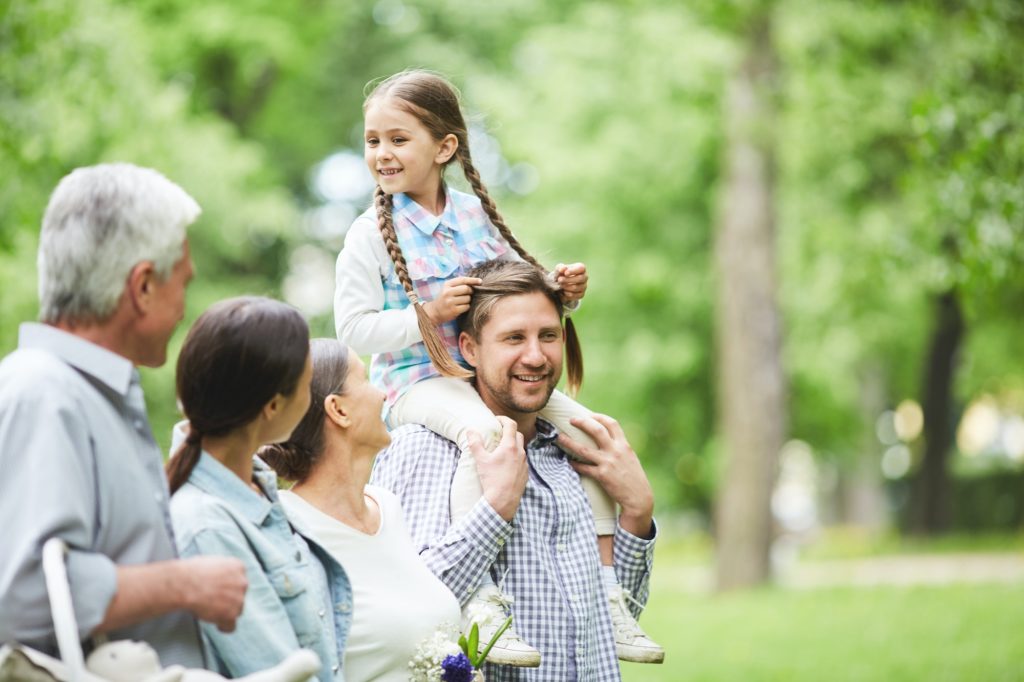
xmin=622 ymin=542 xmax=1024 ymax=681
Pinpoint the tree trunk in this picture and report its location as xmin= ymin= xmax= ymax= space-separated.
xmin=838 ymin=363 xmax=889 ymax=529
xmin=713 ymin=7 xmax=786 ymax=591
xmin=908 ymin=289 xmax=964 ymax=534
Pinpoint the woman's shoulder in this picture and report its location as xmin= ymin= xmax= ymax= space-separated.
xmin=170 ymin=485 xmax=250 ymax=548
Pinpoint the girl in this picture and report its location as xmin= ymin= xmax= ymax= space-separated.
xmin=166 ymin=297 xmax=350 ymax=681
xmin=261 ymin=339 xmax=462 ymax=682
xmin=334 ymin=70 xmax=662 ymax=664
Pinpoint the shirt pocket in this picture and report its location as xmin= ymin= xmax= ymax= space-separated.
xmin=267 ymin=565 xmax=324 ymax=650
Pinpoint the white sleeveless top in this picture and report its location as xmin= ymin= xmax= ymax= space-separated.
xmin=279 ymin=485 xmax=461 ymax=682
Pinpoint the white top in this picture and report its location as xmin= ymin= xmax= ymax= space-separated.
xmin=279 ymin=485 xmax=462 ymax=682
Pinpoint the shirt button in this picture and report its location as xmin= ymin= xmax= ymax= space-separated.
xmin=497 ymin=538 xmax=505 ymax=547
xmin=556 ymin=543 xmax=566 ymax=552
xmin=332 ymin=664 xmax=339 ymax=673
xmin=633 ymin=551 xmax=643 ymax=559
xmin=319 ymin=609 xmax=326 ymax=618
xmin=336 ymin=602 xmax=351 ymax=613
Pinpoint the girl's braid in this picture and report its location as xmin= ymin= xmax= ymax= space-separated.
xmin=374 ymin=186 xmax=472 ymax=379
xmin=457 ymin=147 xmax=545 ymax=272
xmin=457 ymin=147 xmax=584 ymax=396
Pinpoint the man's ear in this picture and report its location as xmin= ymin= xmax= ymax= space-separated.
xmin=435 ymin=133 xmax=458 ymax=165
xmin=126 ymin=261 xmax=157 ymax=315
xmin=458 ymin=331 xmax=479 ymax=368
xmin=324 ymin=393 xmax=353 ymax=429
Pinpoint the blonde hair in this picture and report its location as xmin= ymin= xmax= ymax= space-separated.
xmin=364 ymin=70 xmax=560 ymax=379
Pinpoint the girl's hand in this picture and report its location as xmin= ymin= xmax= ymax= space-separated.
xmin=423 ymin=276 xmax=482 ymax=324
xmin=554 ymin=262 xmax=588 ymax=303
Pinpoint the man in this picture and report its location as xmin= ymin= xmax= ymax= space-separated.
xmin=371 ymin=259 xmax=658 ymax=681
xmin=0 ymin=164 xmax=247 ymax=667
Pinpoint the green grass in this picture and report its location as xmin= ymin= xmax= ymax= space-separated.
xmin=623 ymin=574 xmax=1024 ymax=681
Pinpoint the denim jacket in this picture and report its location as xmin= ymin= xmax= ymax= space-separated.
xmin=170 ymin=451 xmax=351 ymax=681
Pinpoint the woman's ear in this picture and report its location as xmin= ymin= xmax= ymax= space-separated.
xmin=262 ymin=395 xmax=282 ymax=422
xmin=436 ymin=133 xmax=458 ymax=165
xmin=324 ymin=393 xmax=352 ymax=429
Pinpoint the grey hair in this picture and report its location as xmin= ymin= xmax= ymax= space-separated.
xmin=38 ymin=163 xmax=201 ymax=324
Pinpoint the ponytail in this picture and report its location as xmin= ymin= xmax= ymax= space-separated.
xmin=563 ymin=316 xmax=583 ymax=397
xmin=166 ymin=425 xmax=203 ymax=495
xmin=374 ymin=186 xmax=472 ymax=379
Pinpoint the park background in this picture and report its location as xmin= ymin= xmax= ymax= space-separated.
xmin=2 ymin=0 xmax=1023 ymax=679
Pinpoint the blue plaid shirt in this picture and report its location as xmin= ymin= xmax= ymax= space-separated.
xmin=370 ymin=421 xmax=657 ymax=682
xmin=367 ymin=189 xmax=508 ymax=408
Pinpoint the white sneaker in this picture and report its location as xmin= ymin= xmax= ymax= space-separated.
xmin=462 ymin=585 xmax=541 ymax=667
xmin=607 ymin=584 xmax=664 ymax=664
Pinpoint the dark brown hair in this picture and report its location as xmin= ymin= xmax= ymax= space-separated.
xmin=365 ymin=69 xmax=570 ymax=379
xmin=458 ymin=259 xmax=583 ymax=395
xmin=166 ymin=296 xmax=310 ymax=494
xmin=259 ymin=338 xmax=351 ymax=483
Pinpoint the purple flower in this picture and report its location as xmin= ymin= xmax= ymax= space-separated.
xmin=440 ymin=653 xmax=475 ymax=682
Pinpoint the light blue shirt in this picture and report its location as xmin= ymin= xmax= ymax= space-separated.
xmin=0 ymin=323 xmax=203 ymax=667
xmin=170 ymin=443 xmax=351 ymax=682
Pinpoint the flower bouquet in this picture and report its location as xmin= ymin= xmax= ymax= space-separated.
xmin=409 ymin=616 xmax=513 ymax=682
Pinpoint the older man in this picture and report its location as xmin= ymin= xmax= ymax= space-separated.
xmin=371 ymin=259 xmax=659 ymax=681
xmin=0 ymin=164 xmax=247 ymax=667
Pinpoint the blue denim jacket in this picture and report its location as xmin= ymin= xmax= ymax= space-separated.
xmin=170 ymin=451 xmax=351 ymax=681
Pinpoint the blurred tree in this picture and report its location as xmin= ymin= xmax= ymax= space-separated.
xmin=712 ymin=1 xmax=785 ymax=590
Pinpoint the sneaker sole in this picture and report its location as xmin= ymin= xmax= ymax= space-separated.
xmin=483 ymin=649 xmax=543 ymax=667
xmin=616 ymin=646 xmax=665 ymax=664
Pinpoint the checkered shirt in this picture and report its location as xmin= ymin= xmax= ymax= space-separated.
xmin=370 ymin=421 xmax=657 ymax=682
xmin=365 ymin=189 xmax=508 ymax=409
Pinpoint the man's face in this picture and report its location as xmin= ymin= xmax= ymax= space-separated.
xmin=137 ymin=239 xmax=193 ymax=367
xmin=460 ymin=291 xmax=564 ymax=421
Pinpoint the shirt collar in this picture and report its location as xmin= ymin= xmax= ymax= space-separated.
xmin=393 ymin=185 xmax=462 ymax=236
xmin=188 ymin=451 xmax=279 ymax=526
xmin=18 ymin=322 xmax=135 ymax=396
xmin=528 ymin=418 xmax=561 ymax=450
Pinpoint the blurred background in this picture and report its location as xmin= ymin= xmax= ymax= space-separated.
xmin=2 ymin=0 xmax=1023 ymax=678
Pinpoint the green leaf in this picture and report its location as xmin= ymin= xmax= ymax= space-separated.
xmin=476 ymin=615 xmax=513 ymax=667
xmin=467 ymin=623 xmax=480 ymax=666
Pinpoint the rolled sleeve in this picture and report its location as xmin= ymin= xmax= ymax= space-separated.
xmin=613 ymin=519 xmax=658 ymax=618
xmin=64 ymin=551 xmax=119 ymax=639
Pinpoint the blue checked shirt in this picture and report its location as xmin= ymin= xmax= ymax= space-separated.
xmin=334 ymin=188 xmax=509 ymax=414
xmin=370 ymin=421 xmax=657 ymax=681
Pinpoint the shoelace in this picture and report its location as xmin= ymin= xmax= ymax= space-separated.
xmin=609 ymin=588 xmax=649 ymax=639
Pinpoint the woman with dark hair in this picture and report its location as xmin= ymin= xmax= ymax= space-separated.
xmin=260 ymin=339 xmax=460 ymax=682
xmin=167 ymin=297 xmax=350 ymax=681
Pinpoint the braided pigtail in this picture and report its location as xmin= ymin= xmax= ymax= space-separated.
xmin=375 ymin=186 xmax=472 ymax=379
xmin=457 ymin=148 xmax=584 ymax=395
xmin=457 ymin=147 xmax=546 ymax=271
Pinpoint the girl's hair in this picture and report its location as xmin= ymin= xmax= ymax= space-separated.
xmin=364 ymin=69 xmax=580 ymax=382
xmin=259 ymin=338 xmax=351 ymax=483
xmin=166 ymin=296 xmax=310 ymax=495
xmin=458 ymin=259 xmax=583 ymax=395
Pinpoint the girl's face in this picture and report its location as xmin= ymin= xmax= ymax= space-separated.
xmin=364 ymin=97 xmax=452 ymax=209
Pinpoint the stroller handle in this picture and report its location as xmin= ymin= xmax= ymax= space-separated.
xmin=42 ymin=538 xmax=87 ymax=682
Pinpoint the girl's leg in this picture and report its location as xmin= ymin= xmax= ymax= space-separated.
xmin=388 ymin=377 xmax=540 ymax=667
xmin=540 ymin=390 xmax=665 ymax=663
xmin=389 ymin=376 xmax=501 ymax=522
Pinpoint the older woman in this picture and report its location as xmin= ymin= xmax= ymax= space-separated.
xmin=260 ymin=339 xmax=461 ymax=682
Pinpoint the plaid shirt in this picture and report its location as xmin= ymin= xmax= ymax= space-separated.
xmin=370 ymin=421 xmax=657 ymax=682
xmin=366 ymin=189 xmax=508 ymax=410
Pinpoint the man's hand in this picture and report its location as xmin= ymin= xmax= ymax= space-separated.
xmin=179 ymin=556 xmax=248 ymax=632
xmin=423 ymin=276 xmax=482 ymax=324
xmin=554 ymin=262 xmax=588 ymax=304
xmin=558 ymin=414 xmax=654 ymax=539
xmin=469 ymin=417 xmax=528 ymax=522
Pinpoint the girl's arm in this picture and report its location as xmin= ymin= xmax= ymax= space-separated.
xmin=334 ymin=219 xmax=423 ymax=354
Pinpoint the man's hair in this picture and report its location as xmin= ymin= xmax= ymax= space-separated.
xmin=38 ymin=163 xmax=201 ymax=325
xmin=458 ymin=259 xmax=583 ymax=395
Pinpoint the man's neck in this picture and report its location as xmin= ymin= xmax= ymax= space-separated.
xmin=53 ymin=319 xmax=136 ymax=364
xmin=477 ymin=392 xmax=540 ymax=444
